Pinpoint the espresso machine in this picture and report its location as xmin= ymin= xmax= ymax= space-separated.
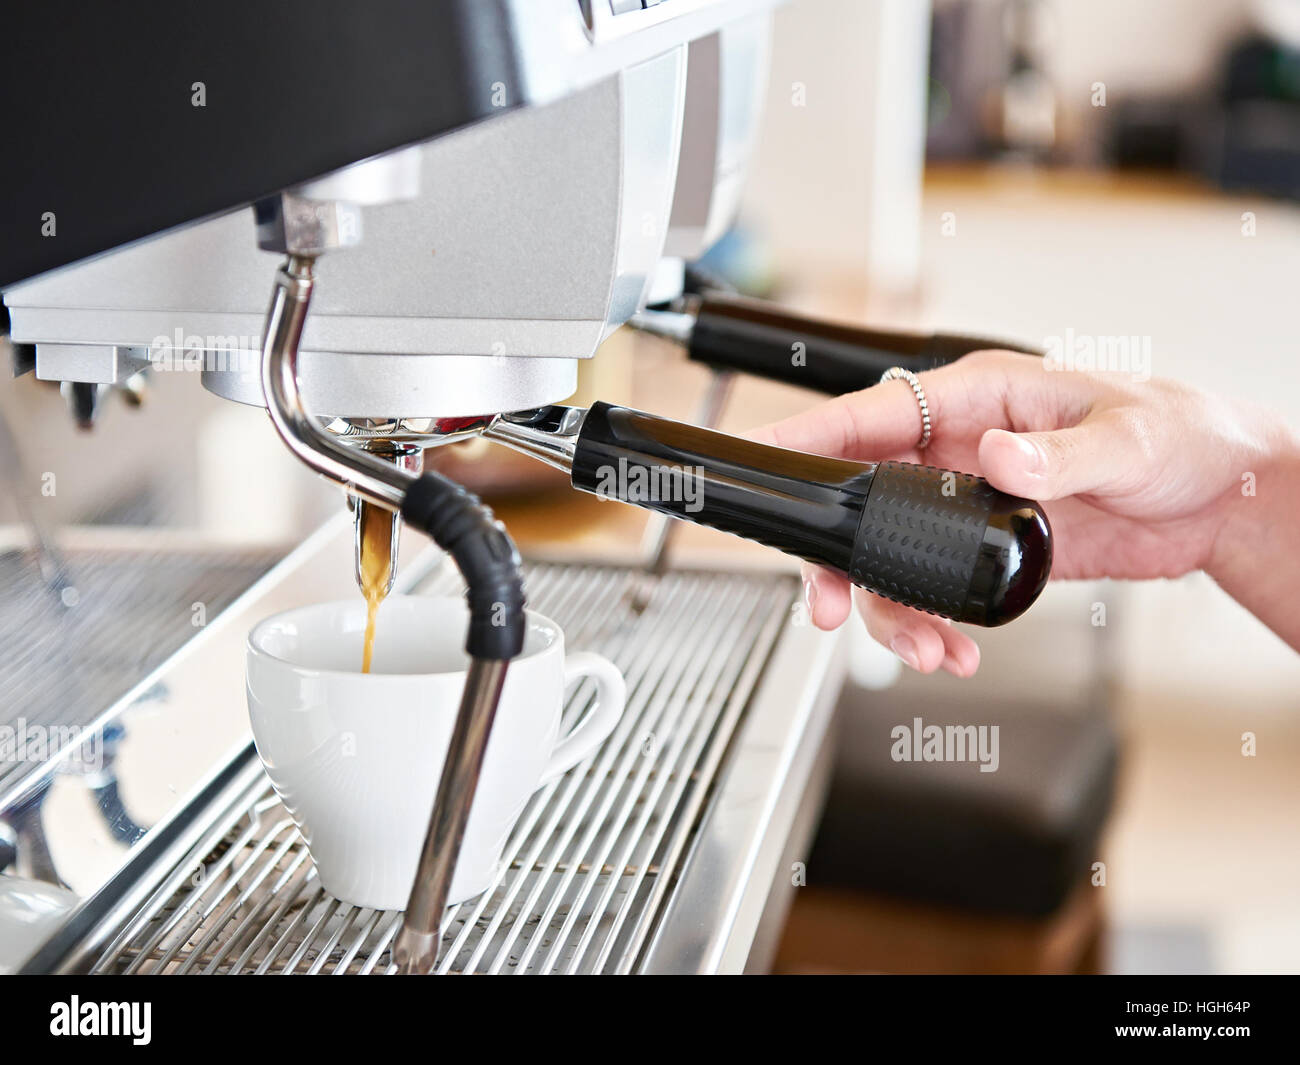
xmin=0 ymin=0 xmax=1050 ymax=974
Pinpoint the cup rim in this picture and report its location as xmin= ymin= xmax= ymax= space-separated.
xmin=246 ymin=593 xmax=560 ymax=681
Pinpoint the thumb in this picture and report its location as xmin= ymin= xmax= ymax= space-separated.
xmin=978 ymin=420 xmax=1130 ymax=501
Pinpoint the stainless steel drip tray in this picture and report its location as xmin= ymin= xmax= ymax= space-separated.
xmin=0 ymin=534 xmax=285 ymax=807
xmin=38 ymin=557 xmax=844 ymax=975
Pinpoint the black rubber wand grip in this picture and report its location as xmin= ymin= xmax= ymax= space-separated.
xmin=400 ymin=470 xmax=526 ymax=659
xmin=571 ymin=402 xmax=1051 ymax=626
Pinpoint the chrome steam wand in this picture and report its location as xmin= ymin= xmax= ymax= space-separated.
xmin=259 ymin=249 xmax=526 ymax=975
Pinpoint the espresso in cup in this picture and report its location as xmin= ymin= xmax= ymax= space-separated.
xmin=246 ymin=594 xmax=626 ymax=910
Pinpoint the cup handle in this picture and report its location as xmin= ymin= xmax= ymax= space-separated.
xmin=540 ymin=651 xmax=626 ymax=785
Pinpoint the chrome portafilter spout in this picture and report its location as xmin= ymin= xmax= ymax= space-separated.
xmin=259 ymin=251 xmax=526 ymax=975
xmin=344 ymin=439 xmax=423 ymax=598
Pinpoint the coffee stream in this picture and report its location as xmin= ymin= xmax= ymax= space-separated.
xmin=358 ymin=503 xmax=394 ymax=674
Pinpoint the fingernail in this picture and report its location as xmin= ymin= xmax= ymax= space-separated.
xmin=890 ymin=633 xmax=921 ymax=671
xmin=1010 ymin=434 xmax=1046 ymax=476
xmin=803 ymin=575 xmax=819 ymax=619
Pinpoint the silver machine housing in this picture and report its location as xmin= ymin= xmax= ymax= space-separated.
xmin=5 ymin=0 xmax=776 ymax=421
xmin=0 ymin=0 xmax=855 ymax=978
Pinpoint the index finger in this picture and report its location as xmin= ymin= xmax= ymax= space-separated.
xmin=744 ymin=349 xmax=1055 ymax=461
xmin=747 ymin=379 xmax=935 ymax=460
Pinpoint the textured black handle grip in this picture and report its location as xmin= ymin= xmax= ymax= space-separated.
xmin=849 ymin=461 xmax=1052 ymax=626
xmin=688 ymin=294 xmax=1042 ymax=396
xmin=571 ymin=404 xmax=1052 ymax=627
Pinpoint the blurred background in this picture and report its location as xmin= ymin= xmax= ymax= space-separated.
xmin=738 ymin=0 xmax=1300 ymax=975
xmin=2 ymin=0 xmax=1298 ymax=973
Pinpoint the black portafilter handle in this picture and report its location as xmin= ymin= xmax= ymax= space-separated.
xmin=571 ymin=402 xmax=1052 ymax=627
xmin=687 ymin=294 xmax=1043 ymax=396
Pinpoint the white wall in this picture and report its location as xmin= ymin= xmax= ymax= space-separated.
xmin=740 ymin=0 xmax=932 ymax=290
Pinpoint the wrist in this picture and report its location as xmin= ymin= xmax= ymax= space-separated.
xmin=1207 ymin=418 xmax=1300 ymax=647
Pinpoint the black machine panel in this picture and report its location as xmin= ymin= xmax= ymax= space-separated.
xmin=0 ymin=0 xmax=526 ymax=289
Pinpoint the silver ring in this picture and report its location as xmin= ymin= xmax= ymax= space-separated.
xmin=879 ymin=367 xmax=931 ymax=449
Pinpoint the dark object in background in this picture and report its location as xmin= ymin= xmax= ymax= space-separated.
xmin=928 ymin=0 xmax=1011 ymax=160
xmin=1211 ymin=96 xmax=1300 ymax=197
xmin=1108 ymin=96 xmax=1215 ymax=172
xmin=1214 ymin=36 xmax=1300 ymax=198
xmin=808 ymin=693 xmax=1118 ymax=917
xmin=1223 ymin=34 xmax=1300 ymax=103
xmin=927 ymin=0 xmax=1058 ymax=162
xmin=1109 ymin=35 xmax=1300 ymax=201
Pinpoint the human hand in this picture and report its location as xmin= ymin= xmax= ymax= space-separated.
xmin=750 ymin=350 xmax=1294 ymax=676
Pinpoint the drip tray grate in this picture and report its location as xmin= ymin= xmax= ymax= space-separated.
xmin=0 ymin=544 xmax=284 ymax=804
xmin=90 ymin=561 xmax=797 ymax=974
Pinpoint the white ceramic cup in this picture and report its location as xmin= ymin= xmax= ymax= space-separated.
xmin=246 ymin=594 xmax=626 ymax=910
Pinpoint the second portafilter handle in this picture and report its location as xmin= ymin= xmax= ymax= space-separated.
xmin=631 ymin=294 xmax=1043 ymax=397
